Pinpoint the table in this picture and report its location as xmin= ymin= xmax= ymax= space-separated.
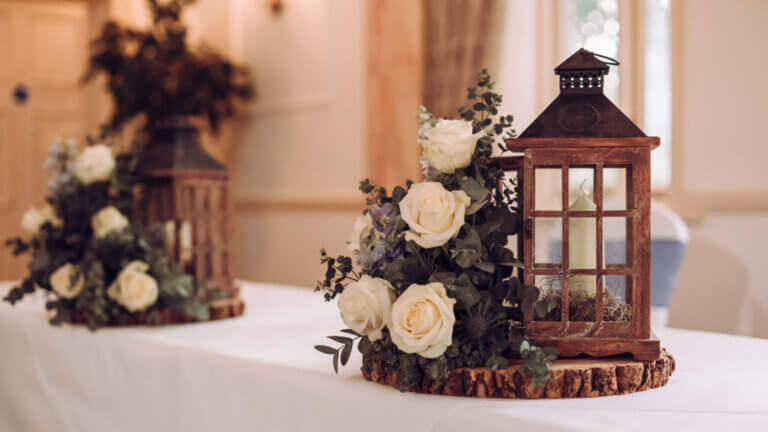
xmin=1 ymin=281 xmax=767 ymax=431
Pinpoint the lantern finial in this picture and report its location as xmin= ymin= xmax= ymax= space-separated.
xmin=555 ymin=49 xmax=618 ymax=94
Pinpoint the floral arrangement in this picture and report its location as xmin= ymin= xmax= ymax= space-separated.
xmin=315 ymin=71 xmax=557 ymax=391
xmin=83 ymin=0 xmax=253 ymax=134
xmin=4 ymin=137 xmax=210 ymax=329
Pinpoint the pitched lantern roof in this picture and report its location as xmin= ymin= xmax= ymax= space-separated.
xmin=517 ymin=49 xmax=647 ymax=139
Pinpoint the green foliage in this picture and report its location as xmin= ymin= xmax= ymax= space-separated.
xmin=83 ymin=0 xmax=253 ymax=134
xmin=316 ymin=69 xmax=557 ymax=387
xmin=314 ymin=329 xmax=362 ymax=374
xmin=520 ymin=340 xmax=558 ymax=388
xmin=315 ymin=249 xmax=358 ymax=301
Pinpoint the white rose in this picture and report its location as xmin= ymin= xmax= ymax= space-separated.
xmin=421 ymin=119 xmax=484 ymax=174
xmin=338 ymin=275 xmax=394 ymax=341
xmin=347 ymin=214 xmax=373 ymax=252
xmin=50 ymin=263 xmax=84 ymax=299
xmin=75 ymin=144 xmax=115 ymax=184
xmin=107 ymin=261 xmax=159 ymax=312
xmin=389 ymin=282 xmax=456 ymax=358
xmin=20 ymin=205 xmax=62 ymax=234
xmin=399 ymin=182 xmax=470 ymax=248
xmin=91 ymin=206 xmax=129 ymax=238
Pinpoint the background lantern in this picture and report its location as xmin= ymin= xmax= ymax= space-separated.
xmin=501 ymin=49 xmax=660 ymax=360
xmin=137 ymin=118 xmax=243 ymax=319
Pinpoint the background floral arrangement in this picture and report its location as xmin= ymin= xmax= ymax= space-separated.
xmin=4 ymin=137 xmax=210 ymax=329
xmin=315 ymin=71 xmax=557 ymax=391
xmin=83 ymin=0 xmax=253 ymax=134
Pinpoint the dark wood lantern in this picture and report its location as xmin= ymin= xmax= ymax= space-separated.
xmin=501 ymin=49 xmax=660 ymax=360
xmin=137 ymin=118 xmax=242 ymax=317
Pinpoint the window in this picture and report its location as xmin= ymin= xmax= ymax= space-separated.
xmin=559 ymin=0 xmax=620 ymax=104
xmin=558 ymin=0 xmax=672 ymax=189
xmin=644 ymin=0 xmax=671 ymax=189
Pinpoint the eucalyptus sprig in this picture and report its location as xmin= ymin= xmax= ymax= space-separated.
xmin=314 ymin=329 xmax=362 ymax=373
xmin=315 ymin=249 xmax=358 ymax=301
xmin=520 ymin=340 xmax=558 ymax=388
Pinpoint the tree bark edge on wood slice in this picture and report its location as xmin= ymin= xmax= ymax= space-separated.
xmin=70 ymin=297 xmax=245 ymax=327
xmin=362 ymin=349 xmax=675 ymax=399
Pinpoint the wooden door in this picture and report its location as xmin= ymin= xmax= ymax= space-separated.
xmin=0 ymin=1 xmax=88 ymax=279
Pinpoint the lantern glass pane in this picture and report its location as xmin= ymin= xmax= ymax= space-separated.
xmin=567 ymin=276 xmax=596 ymax=322
xmin=197 ymin=186 xmax=210 ymax=212
xmin=211 ymin=184 xmax=223 ymax=211
xmin=196 ymin=217 xmax=210 ymax=246
xmin=179 ymin=220 xmax=193 ymax=265
xmin=569 ymin=217 xmax=597 ymax=269
xmin=535 ymin=217 xmax=562 ymax=267
xmin=534 ymin=168 xmax=562 ymax=211
xmin=604 ymin=275 xmax=631 ymax=322
xmin=205 ymin=251 xmax=214 ymax=276
xmin=603 ymin=167 xmax=627 ymax=210
xmin=212 ymin=214 xmax=225 ymax=246
xmin=534 ymin=275 xmax=561 ymax=321
xmin=183 ymin=186 xmax=195 ymax=213
xmin=163 ymin=220 xmax=176 ymax=257
xmin=568 ymin=167 xmax=595 ymax=208
xmin=604 ymin=216 xmax=627 ymax=266
xmin=212 ymin=250 xmax=223 ymax=277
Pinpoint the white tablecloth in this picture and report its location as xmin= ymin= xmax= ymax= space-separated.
xmin=1 ymin=281 xmax=767 ymax=432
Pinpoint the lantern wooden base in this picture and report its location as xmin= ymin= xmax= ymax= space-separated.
xmin=533 ymin=334 xmax=662 ymax=361
xmin=362 ymin=349 xmax=674 ymax=399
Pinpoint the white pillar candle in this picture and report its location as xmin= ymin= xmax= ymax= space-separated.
xmin=568 ymin=191 xmax=596 ymax=297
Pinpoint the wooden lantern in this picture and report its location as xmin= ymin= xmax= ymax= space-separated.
xmin=500 ymin=49 xmax=660 ymax=360
xmin=137 ymin=118 xmax=243 ymax=318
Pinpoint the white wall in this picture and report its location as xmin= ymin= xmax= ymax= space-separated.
xmin=676 ymin=0 xmax=768 ymax=193
xmin=230 ymin=0 xmax=366 ymax=287
xmin=667 ymin=0 xmax=768 ymax=337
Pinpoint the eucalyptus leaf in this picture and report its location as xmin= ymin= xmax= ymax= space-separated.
xmin=328 ymin=335 xmax=353 ymax=345
xmin=340 ymin=328 xmax=360 ymax=336
xmin=451 ymin=227 xmax=483 ymax=269
xmin=459 ymin=177 xmax=490 ymax=215
xmin=341 ymin=342 xmax=353 ymax=366
xmin=453 ymin=274 xmax=481 ymax=308
xmin=473 ymin=261 xmax=495 ymax=273
xmin=314 ymin=345 xmax=337 ymax=355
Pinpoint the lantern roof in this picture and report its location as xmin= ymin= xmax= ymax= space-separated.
xmin=555 ymin=48 xmax=611 ymax=74
xmin=516 ymin=49 xmax=649 ymax=140
xmin=137 ymin=118 xmax=227 ymax=177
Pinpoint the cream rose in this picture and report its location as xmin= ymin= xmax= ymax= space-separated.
xmin=75 ymin=144 xmax=115 ymax=184
xmin=50 ymin=263 xmax=84 ymax=299
xmin=421 ymin=119 xmax=484 ymax=174
xmin=91 ymin=206 xmax=129 ymax=238
xmin=337 ymin=275 xmax=394 ymax=341
xmin=20 ymin=205 xmax=61 ymax=234
xmin=107 ymin=261 xmax=159 ymax=312
xmin=346 ymin=214 xmax=373 ymax=252
xmin=399 ymin=182 xmax=470 ymax=248
xmin=388 ymin=282 xmax=456 ymax=358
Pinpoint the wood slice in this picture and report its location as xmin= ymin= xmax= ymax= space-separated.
xmin=362 ymin=349 xmax=675 ymax=399
xmin=71 ymin=295 xmax=245 ymax=327
xmin=209 ymin=297 xmax=245 ymax=320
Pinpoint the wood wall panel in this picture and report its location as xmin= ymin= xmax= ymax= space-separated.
xmin=366 ymin=0 xmax=424 ymax=189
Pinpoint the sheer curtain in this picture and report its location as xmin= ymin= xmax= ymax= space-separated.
xmin=422 ymin=0 xmax=502 ymax=118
